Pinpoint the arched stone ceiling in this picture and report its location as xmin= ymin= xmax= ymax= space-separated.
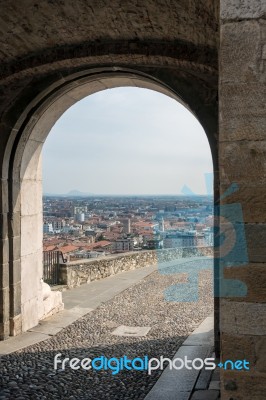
xmin=0 ymin=0 xmax=219 ymax=170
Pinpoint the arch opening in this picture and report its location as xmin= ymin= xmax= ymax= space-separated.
xmin=4 ymin=72 xmax=217 ymax=349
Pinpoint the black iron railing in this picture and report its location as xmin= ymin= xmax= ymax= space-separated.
xmin=43 ymin=251 xmax=67 ymax=285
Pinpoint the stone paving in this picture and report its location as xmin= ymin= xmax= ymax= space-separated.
xmin=144 ymin=315 xmax=219 ymax=400
xmin=0 ymin=265 xmax=213 ymax=400
xmin=191 ymin=365 xmax=220 ymax=400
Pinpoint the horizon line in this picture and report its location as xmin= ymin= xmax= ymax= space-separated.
xmin=43 ymin=193 xmax=214 ymax=197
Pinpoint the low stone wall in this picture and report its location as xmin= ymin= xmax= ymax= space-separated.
xmin=59 ymin=247 xmax=213 ymax=289
xmin=157 ymin=246 xmax=213 ymax=262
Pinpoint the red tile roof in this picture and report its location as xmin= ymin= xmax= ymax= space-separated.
xmin=43 ymin=245 xmax=57 ymax=251
xmin=57 ymin=245 xmax=79 ymax=254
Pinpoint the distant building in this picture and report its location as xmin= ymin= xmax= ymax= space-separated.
xmin=113 ymin=238 xmax=134 ymax=252
xmin=43 ymin=218 xmax=66 ymax=233
xmin=146 ymin=239 xmax=163 ymax=249
xmin=88 ymin=240 xmax=113 ymax=252
xmin=70 ymin=250 xmax=105 ymax=260
xmin=120 ymin=218 xmax=131 ymax=234
xmin=87 ymin=251 xmax=105 ymax=258
xmin=163 ymin=234 xmax=183 ymax=248
xmin=72 ymin=206 xmax=87 ymax=215
xmin=52 ymin=219 xmax=66 ymax=231
xmin=75 ymin=213 xmax=85 ymax=222
xmin=203 ymin=228 xmax=214 ymax=246
xmin=163 ymin=231 xmax=205 ymax=248
xmin=85 ymin=229 xmax=96 ymax=239
xmin=132 ymin=221 xmax=159 ymax=233
xmin=159 ymin=218 xmax=164 ymax=232
xmin=57 ymin=244 xmax=79 ymax=256
xmin=43 ymin=222 xmax=53 ymax=234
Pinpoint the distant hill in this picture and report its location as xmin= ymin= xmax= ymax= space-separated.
xmin=43 ymin=190 xmax=94 ymax=197
xmin=66 ymin=190 xmax=94 ymax=197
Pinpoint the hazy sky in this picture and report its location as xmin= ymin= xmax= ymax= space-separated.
xmin=42 ymin=87 xmax=213 ymax=195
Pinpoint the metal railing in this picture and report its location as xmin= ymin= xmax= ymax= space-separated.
xmin=43 ymin=251 xmax=67 ymax=285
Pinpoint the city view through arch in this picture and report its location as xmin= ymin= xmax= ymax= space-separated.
xmin=40 ymin=87 xmax=215 ymax=397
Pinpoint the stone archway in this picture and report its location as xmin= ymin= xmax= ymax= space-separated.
xmin=0 ymin=68 xmax=218 ymax=342
xmin=0 ymin=1 xmax=265 ymax=398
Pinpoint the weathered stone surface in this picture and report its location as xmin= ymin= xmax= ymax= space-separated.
xmin=0 ymin=179 xmax=8 ymax=214
xmin=9 ymin=211 xmax=20 ymax=238
xmin=21 ymin=297 xmax=40 ymax=332
xmin=21 ymin=179 xmax=42 ymax=216
xmin=21 ymin=251 xmax=42 ymax=304
xmin=221 ymin=370 xmax=266 ymax=400
xmin=60 ymin=248 xmax=213 ymax=288
xmin=220 ymin=300 xmax=266 ymax=335
xmin=0 ymin=320 xmax=9 ymax=340
xmin=11 ymin=259 xmax=21 ymax=286
xmin=111 ymin=325 xmax=151 ymax=337
xmin=21 ymin=214 xmax=42 ymax=257
xmin=60 ymin=250 xmax=157 ymax=288
xmin=191 ymin=390 xmax=219 ymax=400
xmin=255 ymin=337 xmax=266 ymax=373
xmin=10 ymin=281 xmax=21 ymax=316
xmin=219 ymin=83 xmax=266 ymax=141
xmin=224 ymin=264 xmax=266 ymax=302
xmin=0 ymin=263 xmax=9 ymax=288
xmin=219 ymin=3 xmax=266 ymax=397
xmin=224 ymin=379 xmax=237 ymax=391
xmin=9 ymin=314 xmax=22 ymax=337
xmin=26 ymin=94 xmax=76 ymax=144
xmin=0 ymin=286 xmax=10 ymax=339
xmin=220 ymin=184 xmax=266 ymax=223
xmin=0 ymin=287 xmax=9 ymax=319
xmin=221 ymin=0 xmax=266 ymax=20
xmin=211 ymin=220 xmax=264 ymax=276
xmin=194 ymin=366 xmax=213 ymax=390
xmin=0 ymin=0 xmax=218 ymax=67
xmin=38 ymin=290 xmax=64 ymax=321
xmin=245 ymin=224 xmax=266 ymax=263
xmin=11 ymin=235 xmax=21 ymax=261
xmin=0 ymin=213 xmax=8 ymax=240
xmin=221 ymin=333 xmax=256 ymax=366
xmin=219 ymin=141 xmax=266 ymax=186
xmin=0 ymin=238 xmax=9 ymax=265
xmin=220 ymin=21 xmax=262 ymax=84
xmin=208 ymin=381 xmax=220 ymax=391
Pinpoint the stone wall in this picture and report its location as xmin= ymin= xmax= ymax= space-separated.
xmin=59 ymin=247 xmax=213 ymax=289
xmin=220 ymin=1 xmax=266 ymax=398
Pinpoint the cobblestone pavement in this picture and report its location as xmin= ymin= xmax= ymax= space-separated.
xmin=0 ymin=267 xmax=213 ymax=400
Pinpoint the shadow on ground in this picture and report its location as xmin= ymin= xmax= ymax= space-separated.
xmin=0 ymin=334 xmax=188 ymax=400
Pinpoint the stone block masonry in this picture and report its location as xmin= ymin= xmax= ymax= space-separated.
xmin=59 ymin=247 xmax=213 ymax=289
xmin=220 ymin=0 xmax=266 ymax=398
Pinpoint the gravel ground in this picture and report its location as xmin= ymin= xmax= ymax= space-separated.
xmin=0 ymin=264 xmax=213 ymax=400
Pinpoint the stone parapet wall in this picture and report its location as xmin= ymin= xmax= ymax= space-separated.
xmin=157 ymin=246 xmax=213 ymax=262
xmin=59 ymin=247 xmax=213 ymax=289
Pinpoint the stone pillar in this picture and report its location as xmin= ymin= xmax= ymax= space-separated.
xmin=8 ymin=213 xmax=22 ymax=337
xmin=20 ymin=140 xmax=44 ymax=332
xmin=0 ymin=178 xmax=10 ymax=339
xmin=220 ymin=1 xmax=266 ymax=398
xmin=213 ymin=167 xmax=221 ymax=356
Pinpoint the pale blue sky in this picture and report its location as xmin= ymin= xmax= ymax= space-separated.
xmin=42 ymin=87 xmax=213 ymax=195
